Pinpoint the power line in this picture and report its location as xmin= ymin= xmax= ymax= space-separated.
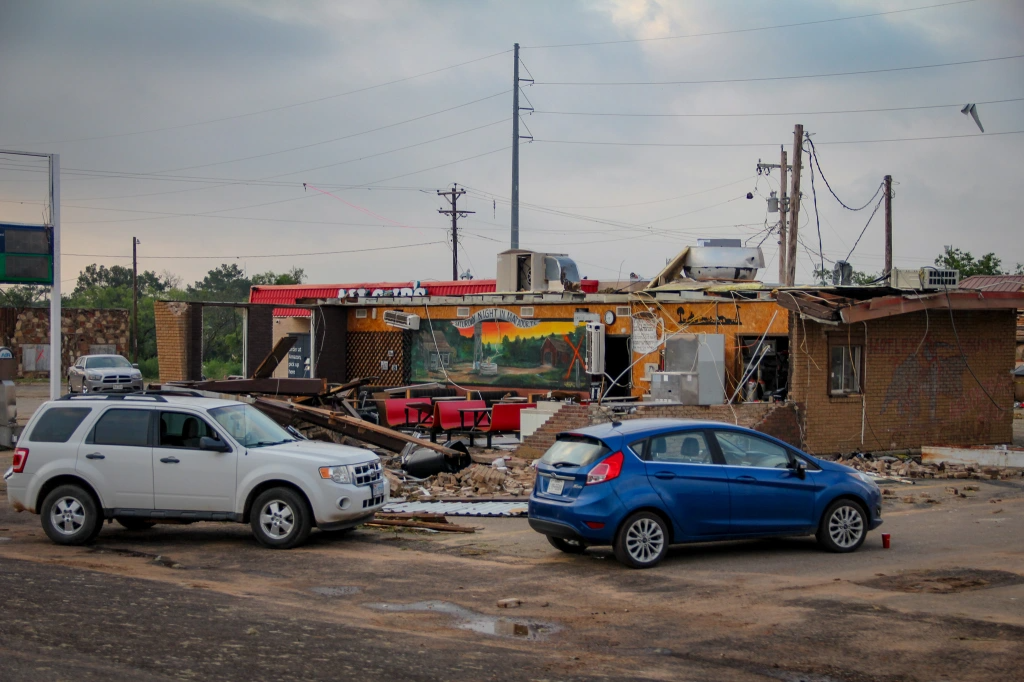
xmin=523 ymin=0 xmax=977 ymax=49
xmin=1 ymin=50 xmax=511 ymax=147
xmin=533 ymin=54 xmax=1024 ymax=86
xmin=64 ymin=240 xmax=446 ymax=260
xmin=532 ymin=97 xmax=1024 ymax=118
xmin=533 ymin=130 xmax=1024 ymax=148
xmin=844 ymin=195 xmax=887 ymax=263
xmin=804 ymin=136 xmax=884 ymax=211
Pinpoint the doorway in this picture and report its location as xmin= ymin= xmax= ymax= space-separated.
xmin=737 ymin=335 xmax=789 ymax=400
xmin=603 ymin=335 xmax=632 ymax=398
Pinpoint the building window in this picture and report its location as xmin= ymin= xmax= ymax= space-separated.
xmin=829 ymin=344 xmax=862 ymax=395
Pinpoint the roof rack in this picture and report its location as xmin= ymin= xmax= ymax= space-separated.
xmin=59 ymin=393 xmax=169 ymax=402
xmin=140 ymin=389 xmax=205 ymax=398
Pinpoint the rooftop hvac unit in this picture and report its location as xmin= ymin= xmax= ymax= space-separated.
xmin=382 ymin=310 xmax=421 ymax=330
xmin=584 ymin=322 xmax=605 ymax=375
xmin=891 ymin=268 xmax=959 ymax=290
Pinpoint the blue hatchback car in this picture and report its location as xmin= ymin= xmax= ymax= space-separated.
xmin=528 ymin=419 xmax=883 ymax=568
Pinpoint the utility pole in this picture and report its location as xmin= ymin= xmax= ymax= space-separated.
xmin=786 ymin=124 xmax=804 ymax=286
xmin=778 ymin=148 xmax=789 ymax=285
xmin=132 ymin=237 xmax=139 ymax=363
xmin=511 ymin=43 xmax=520 ymax=250
xmin=883 ymin=174 xmax=893 ymax=280
xmin=438 ymin=184 xmax=473 ymax=280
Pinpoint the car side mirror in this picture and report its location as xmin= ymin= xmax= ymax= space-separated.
xmin=794 ymin=460 xmax=807 ymax=479
xmin=132 ymin=363 xmax=139 ymax=369
xmin=200 ymin=436 xmax=230 ymax=452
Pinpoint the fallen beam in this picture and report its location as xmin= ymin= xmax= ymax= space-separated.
xmin=172 ymin=377 xmax=327 ymax=396
xmin=253 ymin=397 xmax=459 ymax=457
xmin=365 ymin=519 xmax=475 ymax=533
xmin=251 ymin=336 xmax=297 ymax=379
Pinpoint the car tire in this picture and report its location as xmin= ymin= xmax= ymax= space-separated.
xmin=250 ymin=487 xmax=312 ymax=549
xmin=816 ymin=499 xmax=868 ymax=553
xmin=547 ymin=535 xmax=587 ymax=554
xmin=116 ymin=517 xmax=156 ymax=531
xmin=614 ymin=511 xmax=669 ymax=569
xmin=40 ymin=485 xmax=102 ymax=546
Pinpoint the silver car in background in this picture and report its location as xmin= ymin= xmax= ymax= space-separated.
xmin=67 ymin=354 xmax=143 ymax=394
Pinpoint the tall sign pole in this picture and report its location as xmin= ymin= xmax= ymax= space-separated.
xmin=132 ymin=237 xmax=139 ymax=363
xmin=511 ymin=43 xmax=520 ymax=249
xmin=49 ymin=153 xmax=61 ymax=400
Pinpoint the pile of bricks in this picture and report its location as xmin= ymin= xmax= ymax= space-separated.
xmin=408 ymin=462 xmax=535 ymax=498
xmin=841 ymin=455 xmax=1022 ymax=481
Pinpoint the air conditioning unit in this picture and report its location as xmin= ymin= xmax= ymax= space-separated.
xmin=891 ymin=268 xmax=959 ymax=290
xmin=383 ymin=310 xmax=421 ymax=330
xmin=584 ymin=322 xmax=605 ymax=375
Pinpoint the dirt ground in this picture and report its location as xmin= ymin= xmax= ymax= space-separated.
xmin=2 ymin=443 xmax=1023 ymax=681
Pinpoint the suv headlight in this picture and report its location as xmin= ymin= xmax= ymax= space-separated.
xmin=850 ymin=471 xmax=879 ymax=487
xmin=86 ymin=372 xmax=102 ymax=380
xmin=318 ymin=465 xmax=352 ymax=484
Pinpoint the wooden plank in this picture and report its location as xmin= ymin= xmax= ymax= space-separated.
xmin=185 ymin=377 xmax=327 ymax=396
xmin=251 ymin=336 xmax=297 ymax=379
xmin=364 ymin=519 xmax=475 ymax=533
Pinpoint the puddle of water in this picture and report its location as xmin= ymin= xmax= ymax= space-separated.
xmin=310 ymin=586 xmax=361 ymax=597
xmin=859 ymin=568 xmax=1024 ymax=594
xmin=367 ymin=600 xmax=558 ymax=640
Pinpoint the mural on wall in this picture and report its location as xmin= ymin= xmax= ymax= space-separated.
xmin=880 ymin=341 xmax=967 ymax=420
xmin=674 ymin=304 xmax=742 ymax=327
xmin=410 ymin=308 xmax=588 ymax=388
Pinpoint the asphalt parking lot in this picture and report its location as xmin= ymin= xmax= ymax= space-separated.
xmin=1 ymin=443 xmax=1022 ymax=682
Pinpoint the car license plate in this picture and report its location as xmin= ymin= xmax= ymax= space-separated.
xmin=547 ymin=478 xmax=565 ymax=495
xmin=113 ymin=385 xmax=124 ymax=391
xmin=371 ymin=480 xmax=385 ymax=498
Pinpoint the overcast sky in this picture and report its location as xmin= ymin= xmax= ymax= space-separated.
xmin=1 ymin=0 xmax=1022 ymax=289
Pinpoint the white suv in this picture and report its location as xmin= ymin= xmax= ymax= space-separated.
xmin=3 ymin=393 xmax=388 ymax=549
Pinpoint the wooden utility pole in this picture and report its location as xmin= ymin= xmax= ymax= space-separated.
xmin=883 ymin=174 xmax=893 ymax=280
xmin=131 ymin=237 xmax=139 ymax=363
xmin=438 ymin=185 xmax=473 ymax=280
xmin=778 ymin=148 xmax=789 ymax=284
xmin=786 ymin=124 xmax=804 ymax=286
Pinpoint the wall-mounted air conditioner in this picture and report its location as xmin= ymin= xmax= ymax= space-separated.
xmin=584 ymin=322 xmax=605 ymax=375
xmin=891 ymin=268 xmax=959 ymax=290
xmin=383 ymin=310 xmax=421 ymax=330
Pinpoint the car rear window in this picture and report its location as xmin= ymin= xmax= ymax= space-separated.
xmin=26 ymin=407 xmax=92 ymax=443
xmin=539 ymin=435 xmax=610 ymax=468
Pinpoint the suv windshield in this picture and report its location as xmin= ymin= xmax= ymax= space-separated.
xmin=85 ymin=356 xmax=132 ymax=369
xmin=209 ymin=404 xmax=294 ymax=448
xmin=539 ymin=435 xmax=610 ymax=468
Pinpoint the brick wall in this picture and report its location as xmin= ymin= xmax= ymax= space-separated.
xmin=154 ymin=301 xmax=191 ymax=383
xmin=0 ymin=306 xmax=128 ymax=377
xmin=514 ymin=403 xmax=592 ymax=459
xmin=245 ymin=306 xmax=274 ymax=378
xmin=790 ymin=309 xmax=1015 ymax=455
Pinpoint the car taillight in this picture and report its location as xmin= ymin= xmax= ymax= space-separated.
xmin=586 ymin=451 xmax=623 ymax=485
xmin=11 ymin=448 xmax=28 ymax=474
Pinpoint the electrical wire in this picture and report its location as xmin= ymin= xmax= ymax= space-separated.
xmin=533 ymin=130 xmax=1024 ymax=148
xmin=63 ymin=240 xmax=446 ymax=260
xmin=533 ymin=53 xmax=1024 ymax=86
xmin=843 ymin=195 xmax=886 ymax=263
xmin=805 ymin=136 xmax=884 ymax=211
xmin=805 ymin=138 xmax=825 ymax=275
xmin=523 ymin=0 xmax=977 ymax=48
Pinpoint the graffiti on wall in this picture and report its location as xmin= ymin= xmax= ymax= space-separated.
xmin=410 ymin=308 xmax=587 ymax=388
xmin=880 ymin=341 xmax=967 ymax=420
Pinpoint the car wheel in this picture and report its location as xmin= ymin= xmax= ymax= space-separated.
xmin=116 ymin=517 xmax=156 ymax=531
xmin=547 ymin=535 xmax=587 ymax=554
xmin=41 ymin=485 xmax=101 ymax=546
xmin=817 ymin=499 xmax=867 ymax=553
xmin=250 ymin=487 xmax=312 ymax=549
xmin=614 ymin=511 xmax=669 ymax=569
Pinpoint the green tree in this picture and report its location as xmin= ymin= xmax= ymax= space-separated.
xmin=934 ymin=246 xmax=1003 ymax=278
xmin=0 ymin=284 xmax=50 ymax=307
xmin=813 ymin=267 xmax=879 ymax=286
xmin=250 ymin=267 xmax=304 ymax=286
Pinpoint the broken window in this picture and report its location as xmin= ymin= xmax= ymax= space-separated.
xmin=829 ymin=344 xmax=862 ymax=395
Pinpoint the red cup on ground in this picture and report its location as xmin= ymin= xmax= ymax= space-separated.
xmin=881 ymin=533 xmax=891 ymax=549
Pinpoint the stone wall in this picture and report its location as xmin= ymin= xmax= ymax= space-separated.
xmin=0 ymin=307 xmax=129 ymax=377
xmin=789 ymin=309 xmax=1015 ymax=455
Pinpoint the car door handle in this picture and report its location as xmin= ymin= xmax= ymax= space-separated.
xmin=653 ymin=471 xmax=676 ymax=480
xmin=85 ymin=453 xmax=104 ymax=460
xmin=735 ymin=475 xmax=757 ymax=481
xmin=159 ymin=457 xmax=180 ymax=464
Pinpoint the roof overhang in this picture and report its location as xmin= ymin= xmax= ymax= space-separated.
xmin=777 ymin=288 xmax=1024 ymax=324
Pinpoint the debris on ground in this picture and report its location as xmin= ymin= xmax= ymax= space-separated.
xmin=367 ymin=513 xmax=477 ymax=533
xmin=402 ymin=460 xmax=535 ymax=499
xmin=497 ymin=598 xmax=522 ymax=608
xmin=836 ymin=453 xmax=1023 ymax=482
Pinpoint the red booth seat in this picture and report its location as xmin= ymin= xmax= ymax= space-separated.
xmin=479 ymin=403 xmax=536 ymax=447
xmin=383 ymin=398 xmax=434 ymax=429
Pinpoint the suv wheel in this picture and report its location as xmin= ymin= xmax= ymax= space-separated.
xmin=41 ymin=485 xmax=102 ymax=545
xmin=116 ymin=517 xmax=156 ymax=531
xmin=547 ymin=536 xmax=587 ymax=554
xmin=614 ymin=511 xmax=669 ymax=569
xmin=250 ymin=487 xmax=312 ymax=549
xmin=817 ymin=499 xmax=867 ymax=553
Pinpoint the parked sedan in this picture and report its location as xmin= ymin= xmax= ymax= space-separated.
xmin=67 ymin=354 xmax=143 ymax=394
xmin=528 ymin=419 xmax=882 ymax=569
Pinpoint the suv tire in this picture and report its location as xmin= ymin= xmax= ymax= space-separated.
xmin=614 ymin=511 xmax=669 ymax=569
xmin=816 ymin=499 xmax=867 ymax=553
xmin=250 ymin=487 xmax=312 ymax=549
xmin=547 ymin=536 xmax=587 ymax=554
xmin=41 ymin=484 xmax=102 ymax=546
xmin=116 ymin=517 xmax=156 ymax=531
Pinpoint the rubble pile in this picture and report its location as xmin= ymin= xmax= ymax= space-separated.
xmin=391 ymin=457 xmax=536 ymax=500
xmin=839 ymin=455 xmax=1023 ymax=481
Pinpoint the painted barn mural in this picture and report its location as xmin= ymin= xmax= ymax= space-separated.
xmin=410 ymin=308 xmax=588 ymax=388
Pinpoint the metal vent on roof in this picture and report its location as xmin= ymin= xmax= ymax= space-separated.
xmin=616 ymin=306 xmax=631 ymax=317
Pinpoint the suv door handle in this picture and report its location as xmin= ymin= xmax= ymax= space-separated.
xmin=653 ymin=471 xmax=676 ymax=480
xmin=159 ymin=457 xmax=180 ymax=464
xmin=85 ymin=453 xmax=104 ymax=460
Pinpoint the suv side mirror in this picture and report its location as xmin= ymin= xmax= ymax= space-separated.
xmin=794 ymin=460 xmax=807 ymax=479
xmin=200 ymin=436 xmax=230 ymax=452
xmin=132 ymin=363 xmax=139 ymax=369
